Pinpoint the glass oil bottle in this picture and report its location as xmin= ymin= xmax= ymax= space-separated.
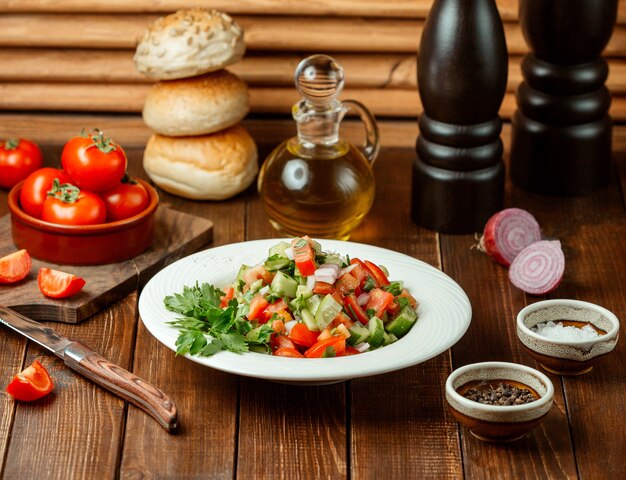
xmin=257 ymin=54 xmax=380 ymax=240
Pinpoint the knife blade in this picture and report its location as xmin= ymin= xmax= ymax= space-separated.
xmin=0 ymin=305 xmax=178 ymax=433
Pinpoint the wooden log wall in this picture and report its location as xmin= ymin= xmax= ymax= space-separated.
xmin=0 ymin=0 xmax=625 ymax=120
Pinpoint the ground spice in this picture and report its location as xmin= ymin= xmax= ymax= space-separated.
xmin=462 ymin=382 xmax=537 ymax=406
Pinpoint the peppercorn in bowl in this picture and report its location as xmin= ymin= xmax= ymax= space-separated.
xmin=516 ymin=299 xmax=620 ymax=375
xmin=445 ymin=361 xmax=554 ymax=442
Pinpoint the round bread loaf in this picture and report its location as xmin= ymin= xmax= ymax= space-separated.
xmin=142 ymin=70 xmax=249 ymax=137
xmin=143 ymin=125 xmax=258 ymax=201
xmin=134 ymin=9 xmax=245 ymax=80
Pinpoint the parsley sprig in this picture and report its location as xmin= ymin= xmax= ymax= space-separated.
xmin=164 ymin=282 xmax=263 ymax=357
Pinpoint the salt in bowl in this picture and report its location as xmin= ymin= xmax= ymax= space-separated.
xmin=517 ymin=299 xmax=620 ymax=375
xmin=445 ymin=361 xmax=554 ymax=442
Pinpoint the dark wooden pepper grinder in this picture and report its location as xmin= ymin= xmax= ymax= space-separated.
xmin=412 ymin=0 xmax=508 ymax=233
xmin=510 ymin=0 xmax=618 ymax=195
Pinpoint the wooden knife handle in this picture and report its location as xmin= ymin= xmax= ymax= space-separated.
xmin=64 ymin=342 xmax=178 ymax=432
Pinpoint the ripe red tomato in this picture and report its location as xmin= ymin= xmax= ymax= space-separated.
xmin=0 ymin=249 xmax=31 ymax=284
xmin=41 ymin=180 xmax=106 ymax=226
xmin=6 ymin=359 xmax=54 ymax=402
xmin=38 ymin=267 xmax=86 ymax=299
xmin=0 ymin=138 xmax=43 ymax=189
xmin=101 ymin=177 xmax=150 ymax=222
xmin=61 ymin=129 xmax=127 ymax=192
xmin=19 ymin=167 xmax=72 ymax=218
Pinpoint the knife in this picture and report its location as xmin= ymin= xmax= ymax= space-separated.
xmin=0 ymin=305 xmax=178 ymax=433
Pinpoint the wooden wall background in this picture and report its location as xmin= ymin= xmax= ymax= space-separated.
xmin=0 ymin=0 xmax=625 ymax=121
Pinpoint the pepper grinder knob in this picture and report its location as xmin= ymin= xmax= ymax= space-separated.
xmin=295 ymin=54 xmax=345 ymax=106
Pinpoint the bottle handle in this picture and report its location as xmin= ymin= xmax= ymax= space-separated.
xmin=342 ymin=99 xmax=380 ymax=165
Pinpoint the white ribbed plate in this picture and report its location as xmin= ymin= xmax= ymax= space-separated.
xmin=139 ymin=239 xmax=472 ymax=385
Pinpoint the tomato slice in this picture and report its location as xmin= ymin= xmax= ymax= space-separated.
xmin=6 ymin=359 xmax=54 ymax=402
xmin=335 ymin=272 xmax=359 ymax=295
xmin=344 ymin=294 xmax=370 ymax=324
xmin=312 ymin=281 xmax=335 ymax=295
xmin=364 ymin=260 xmax=391 ymax=286
xmin=247 ymin=294 xmax=269 ymax=322
xmin=288 ymin=322 xmax=320 ymax=348
xmin=37 ymin=268 xmax=85 ymax=299
xmin=273 ymin=347 xmax=305 ymax=358
xmin=304 ymin=336 xmax=346 ymax=358
xmin=292 ymin=237 xmax=317 ymax=276
xmin=0 ymin=249 xmax=31 ymax=284
xmin=365 ymin=288 xmax=395 ymax=318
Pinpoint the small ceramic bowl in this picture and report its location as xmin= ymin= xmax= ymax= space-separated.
xmin=8 ymin=178 xmax=159 ymax=266
xmin=517 ymin=299 xmax=620 ymax=375
xmin=445 ymin=361 xmax=554 ymax=442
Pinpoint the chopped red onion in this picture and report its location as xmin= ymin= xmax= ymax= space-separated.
xmin=509 ymin=240 xmax=565 ymax=295
xmin=284 ymin=320 xmax=298 ymax=334
xmin=354 ymin=342 xmax=370 ymax=353
xmin=306 ymin=275 xmax=316 ymax=290
xmin=284 ymin=247 xmax=295 ymax=260
xmin=339 ymin=264 xmax=358 ymax=277
xmin=259 ymin=285 xmax=270 ymax=296
xmin=314 ymin=267 xmax=339 ymax=284
xmin=357 ymin=292 xmax=370 ymax=306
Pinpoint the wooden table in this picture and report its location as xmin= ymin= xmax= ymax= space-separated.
xmin=0 ymin=115 xmax=625 ymax=479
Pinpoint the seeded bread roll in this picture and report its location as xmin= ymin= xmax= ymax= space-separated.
xmin=142 ymin=70 xmax=249 ymax=137
xmin=134 ymin=9 xmax=245 ymax=81
xmin=143 ymin=125 xmax=258 ymax=201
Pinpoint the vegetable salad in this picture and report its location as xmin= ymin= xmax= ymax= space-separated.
xmin=164 ymin=236 xmax=419 ymax=358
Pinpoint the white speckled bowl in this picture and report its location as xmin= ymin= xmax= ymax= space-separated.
xmin=445 ymin=362 xmax=554 ymax=442
xmin=517 ymin=299 xmax=620 ymax=375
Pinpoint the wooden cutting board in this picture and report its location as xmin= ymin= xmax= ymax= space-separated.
xmin=0 ymin=206 xmax=213 ymax=323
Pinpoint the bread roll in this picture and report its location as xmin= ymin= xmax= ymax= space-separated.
xmin=143 ymin=125 xmax=258 ymax=201
xmin=134 ymin=9 xmax=245 ymax=81
xmin=142 ymin=70 xmax=249 ymax=137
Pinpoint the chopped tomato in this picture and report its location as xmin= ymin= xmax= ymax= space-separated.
xmin=399 ymin=288 xmax=418 ymax=309
xmin=344 ymin=294 xmax=370 ymax=324
xmin=331 ymin=291 xmax=344 ymax=306
xmin=349 ymin=259 xmax=368 ymax=284
xmin=313 ymin=281 xmax=335 ymax=295
xmin=304 ymin=336 xmax=346 ymax=358
xmin=335 ymin=272 xmax=359 ymax=295
xmin=292 ymin=237 xmax=317 ymax=276
xmin=271 ymin=319 xmax=286 ymax=335
xmin=220 ymin=287 xmax=235 ymax=308
xmin=344 ymin=346 xmax=361 ymax=356
xmin=328 ymin=312 xmax=354 ymax=330
xmin=0 ymin=249 xmax=31 ymax=284
xmin=273 ymin=347 xmax=305 ymax=358
xmin=37 ymin=268 xmax=85 ymax=299
xmin=263 ymin=299 xmax=292 ymax=323
xmin=364 ymin=260 xmax=390 ymax=286
xmin=6 ymin=359 xmax=54 ymax=402
xmin=317 ymin=327 xmax=333 ymax=341
xmin=243 ymin=265 xmax=274 ymax=287
xmin=365 ymin=288 xmax=394 ymax=318
xmin=271 ymin=334 xmax=297 ymax=351
xmin=288 ymin=322 xmax=319 ymax=348
xmin=247 ymin=294 xmax=269 ymax=322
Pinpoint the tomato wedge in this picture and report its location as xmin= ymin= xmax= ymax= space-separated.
xmin=6 ymin=359 xmax=54 ymax=402
xmin=37 ymin=268 xmax=86 ymax=298
xmin=304 ymin=336 xmax=346 ymax=358
xmin=292 ymin=237 xmax=317 ymax=276
xmin=364 ymin=260 xmax=390 ymax=286
xmin=288 ymin=322 xmax=320 ymax=348
xmin=312 ymin=281 xmax=335 ymax=295
xmin=273 ymin=347 xmax=305 ymax=358
xmin=0 ymin=249 xmax=31 ymax=284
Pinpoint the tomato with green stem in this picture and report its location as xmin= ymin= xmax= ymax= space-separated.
xmin=0 ymin=138 xmax=43 ymax=189
xmin=61 ymin=129 xmax=127 ymax=192
xmin=0 ymin=249 xmax=31 ymax=284
xmin=41 ymin=179 xmax=106 ymax=226
xmin=19 ymin=167 xmax=72 ymax=218
xmin=6 ymin=359 xmax=54 ymax=402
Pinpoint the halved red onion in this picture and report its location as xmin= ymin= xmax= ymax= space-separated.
xmin=508 ymin=240 xmax=565 ymax=295
xmin=479 ymin=208 xmax=542 ymax=267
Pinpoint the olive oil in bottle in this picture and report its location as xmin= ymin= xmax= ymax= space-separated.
xmin=257 ymin=55 xmax=380 ymax=240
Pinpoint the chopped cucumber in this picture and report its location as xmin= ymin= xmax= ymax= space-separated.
xmin=300 ymin=308 xmax=319 ymax=332
xmin=235 ymin=264 xmax=251 ymax=292
xmin=385 ymin=305 xmax=417 ymax=338
xmin=264 ymin=255 xmax=291 ymax=271
xmin=249 ymin=279 xmax=263 ymax=294
xmin=296 ymin=285 xmax=313 ymax=299
xmin=269 ymin=241 xmax=291 ymax=257
xmin=367 ymin=316 xmax=385 ymax=348
xmin=306 ymin=294 xmax=323 ymax=316
xmin=270 ymin=271 xmax=298 ymax=298
xmin=322 ymin=253 xmax=344 ymax=267
xmin=347 ymin=322 xmax=370 ymax=346
xmin=314 ymin=294 xmax=343 ymax=330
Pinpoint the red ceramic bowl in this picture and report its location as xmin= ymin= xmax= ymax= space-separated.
xmin=8 ymin=178 xmax=159 ymax=266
